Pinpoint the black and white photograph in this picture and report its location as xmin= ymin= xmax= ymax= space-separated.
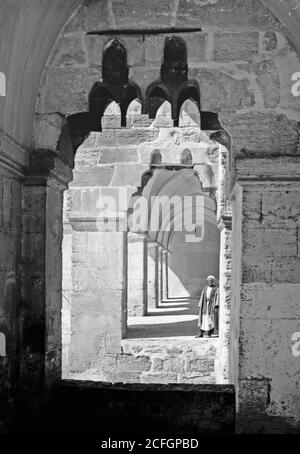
xmin=1 ymin=0 xmax=300 ymax=443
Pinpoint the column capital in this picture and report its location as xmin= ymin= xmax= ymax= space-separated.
xmin=24 ymin=150 xmax=73 ymax=190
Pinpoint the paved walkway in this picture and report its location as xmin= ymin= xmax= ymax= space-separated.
xmin=127 ymin=298 xmax=218 ymax=340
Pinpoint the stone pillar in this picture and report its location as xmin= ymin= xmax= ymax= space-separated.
xmin=234 ymin=157 xmax=300 ymax=433
xmin=127 ymin=232 xmax=147 ymax=317
xmin=158 ymin=245 xmax=163 ymax=305
xmin=217 ymin=213 xmax=232 ymax=384
xmin=147 ymin=241 xmax=158 ymax=311
xmin=69 ymin=208 xmax=127 ymax=374
xmin=61 ymin=193 xmax=72 ymax=377
xmin=162 ymin=249 xmax=168 ymax=301
xmin=0 ymin=134 xmax=25 ymax=431
xmin=21 ymin=150 xmax=72 ymax=416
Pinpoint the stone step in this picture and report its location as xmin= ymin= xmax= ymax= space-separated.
xmin=34 ymin=380 xmax=235 ymax=434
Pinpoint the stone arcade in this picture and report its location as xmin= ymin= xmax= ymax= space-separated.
xmin=1 ymin=0 xmax=300 ymax=435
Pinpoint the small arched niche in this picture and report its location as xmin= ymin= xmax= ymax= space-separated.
xmin=102 ymin=38 xmax=128 ymax=85
xmin=150 ymin=148 xmax=163 ymax=166
xmin=179 ymin=99 xmax=201 ymax=127
xmin=180 ymin=148 xmax=193 ymax=166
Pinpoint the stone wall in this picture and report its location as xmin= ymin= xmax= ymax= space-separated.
xmin=0 ymin=165 xmax=22 ymax=432
xmin=29 ymin=0 xmax=300 ymax=434
xmin=233 ymin=159 xmax=300 ymax=433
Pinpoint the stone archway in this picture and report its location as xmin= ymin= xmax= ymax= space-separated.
xmin=21 ymin=0 xmax=300 ymax=433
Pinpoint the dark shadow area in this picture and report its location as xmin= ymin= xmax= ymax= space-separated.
xmin=12 ymin=381 xmax=235 ymax=435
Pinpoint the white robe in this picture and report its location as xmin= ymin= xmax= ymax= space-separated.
xmin=200 ymin=286 xmax=214 ymax=331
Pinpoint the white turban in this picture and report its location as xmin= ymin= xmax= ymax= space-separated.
xmin=207 ymin=275 xmax=216 ymax=281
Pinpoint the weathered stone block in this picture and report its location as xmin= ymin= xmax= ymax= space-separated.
xmin=97 ymin=128 xmax=159 ymax=147
xmin=129 ymin=66 xmax=160 ymax=95
xmin=252 ymin=57 xmax=280 ymax=108
xmin=242 ymin=190 xmax=262 ymax=226
xmin=37 ymin=67 xmax=101 ymax=114
xmin=151 ymin=357 xmax=164 ymax=373
xmin=145 ymin=36 xmax=165 ymax=65
xmin=262 ymin=31 xmax=278 ymax=52
xmin=33 ymin=114 xmax=63 ymax=151
xmin=185 ymin=31 xmax=208 ymax=64
xmin=101 ymin=116 xmax=122 ymax=129
xmin=86 ymin=0 xmax=114 ymax=30
xmin=163 ymin=357 xmax=184 ymax=374
xmin=49 ymin=35 xmax=87 ymax=67
xmin=242 ymin=256 xmax=300 ymax=284
xmin=72 ymin=289 xmax=123 ymax=313
xmin=116 ymin=354 xmax=151 ymax=373
xmin=238 ymin=379 xmax=270 ymax=416
xmin=140 ymin=373 xmax=178 ymax=384
xmin=242 ymin=228 xmax=297 ymax=257
xmin=64 ymin=4 xmax=87 ymax=33
xmin=213 ymin=32 xmax=259 ymax=62
xmin=102 ymin=371 xmax=142 ymax=383
xmin=98 ymin=147 xmax=139 ymax=164
xmin=186 ymin=357 xmax=214 ymax=373
xmin=112 ymin=0 xmax=177 ymax=27
xmin=110 ymin=164 xmax=148 ymax=186
xmin=262 ymin=190 xmax=300 ymax=228
xmin=71 ymin=166 xmax=114 ymax=187
xmin=239 ymin=319 xmax=272 ymax=378
xmin=190 ymin=68 xmax=250 ymax=111
xmin=241 ymin=283 xmax=300 ymax=319
xmin=176 ymin=0 xmax=280 ymax=30
xmin=75 ymin=148 xmax=98 ymax=167
xmin=221 ymin=112 xmax=299 ymax=157
xmin=127 ymin=115 xmax=153 ymax=128
xmin=179 ymin=375 xmax=215 ymax=384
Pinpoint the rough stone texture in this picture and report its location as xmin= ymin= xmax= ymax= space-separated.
xmin=176 ymin=0 xmax=281 ymax=30
xmin=235 ymin=181 xmax=300 ymax=433
xmin=98 ymin=147 xmax=139 ymax=164
xmin=0 ymin=174 xmax=22 ymax=433
xmin=262 ymin=30 xmax=278 ymax=52
xmin=48 ymin=35 xmax=87 ymax=67
xmin=112 ymin=0 xmax=177 ymax=28
xmin=97 ymin=129 xmax=159 ymax=147
xmin=221 ymin=112 xmax=299 ymax=157
xmin=213 ymin=32 xmax=259 ymax=62
xmin=252 ymin=57 xmax=280 ymax=108
xmin=190 ymin=68 xmax=251 ymax=112
xmin=36 ymin=66 xmax=102 ymax=114
xmin=33 ymin=114 xmax=64 ymax=151
xmin=2 ymin=0 xmax=300 ymax=436
xmin=110 ymin=164 xmax=148 ymax=187
xmin=71 ymin=166 xmax=114 ymax=187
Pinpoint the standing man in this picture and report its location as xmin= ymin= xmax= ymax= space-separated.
xmin=195 ymin=275 xmax=219 ymax=338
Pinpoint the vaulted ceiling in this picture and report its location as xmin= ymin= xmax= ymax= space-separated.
xmin=0 ymin=0 xmax=299 ymax=150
